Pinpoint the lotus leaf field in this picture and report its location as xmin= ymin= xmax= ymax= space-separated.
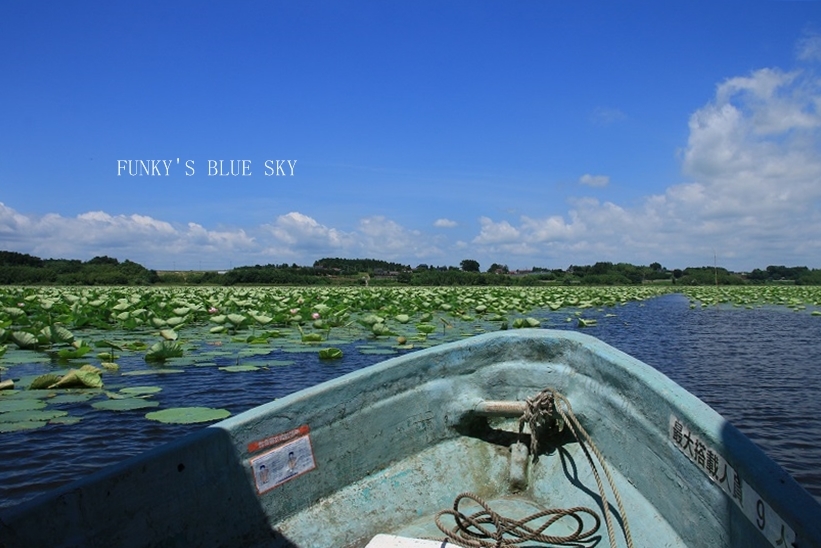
xmin=1 ymin=284 xmax=820 ymax=433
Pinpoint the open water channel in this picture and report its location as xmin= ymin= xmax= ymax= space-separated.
xmin=1 ymin=293 xmax=820 ymax=510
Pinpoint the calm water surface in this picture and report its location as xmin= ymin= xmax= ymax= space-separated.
xmin=1 ymin=294 xmax=820 ymax=508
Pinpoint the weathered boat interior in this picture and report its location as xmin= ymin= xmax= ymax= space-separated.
xmin=2 ymin=330 xmax=819 ymax=547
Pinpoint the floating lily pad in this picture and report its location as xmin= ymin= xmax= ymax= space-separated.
xmin=0 ymin=398 xmax=47 ymax=413
xmin=218 ymin=365 xmax=261 ymax=372
xmin=0 ymin=409 xmax=68 ymax=423
xmin=145 ymin=407 xmax=231 ymax=424
xmin=0 ymin=421 xmax=48 ymax=433
xmin=122 ymin=369 xmax=185 ymax=376
xmin=358 ymin=348 xmax=398 ymax=355
xmin=120 ymin=386 xmax=163 ymax=396
xmin=282 ymin=346 xmax=326 ymax=353
xmin=48 ymin=393 xmax=98 ymax=404
xmin=93 ymin=398 xmax=160 ymax=411
xmin=49 ymin=416 xmax=82 ymax=425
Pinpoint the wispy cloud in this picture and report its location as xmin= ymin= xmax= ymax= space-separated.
xmin=579 ymin=174 xmax=610 ymax=188
xmin=589 ymin=107 xmax=626 ymax=125
xmin=797 ymin=32 xmax=821 ymax=63
xmin=433 ymin=218 xmax=457 ymax=228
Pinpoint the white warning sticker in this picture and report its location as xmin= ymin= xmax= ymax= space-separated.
xmin=249 ymin=432 xmax=316 ymax=494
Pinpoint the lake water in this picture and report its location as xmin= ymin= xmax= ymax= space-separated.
xmin=1 ymin=293 xmax=820 ymax=509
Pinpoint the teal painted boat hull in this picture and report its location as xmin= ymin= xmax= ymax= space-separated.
xmin=2 ymin=330 xmax=820 ymax=547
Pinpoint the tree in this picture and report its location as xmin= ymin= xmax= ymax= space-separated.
xmin=487 ymin=263 xmax=509 ymax=274
xmin=460 ymin=259 xmax=480 ymax=272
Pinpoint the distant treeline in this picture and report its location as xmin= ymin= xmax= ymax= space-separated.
xmin=2 ymin=251 xmax=821 ymax=286
xmin=313 ymin=257 xmax=410 ymax=275
xmin=0 ymin=251 xmax=158 ymax=285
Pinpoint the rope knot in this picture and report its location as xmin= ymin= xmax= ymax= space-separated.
xmin=518 ymin=388 xmax=564 ymax=462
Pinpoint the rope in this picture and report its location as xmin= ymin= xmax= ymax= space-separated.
xmin=436 ymin=388 xmax=634 ymax=548
xmin=523 ymin=388 xmax=633 ymax=548
xmin=434 ymin=492 xmax=600 ymax=548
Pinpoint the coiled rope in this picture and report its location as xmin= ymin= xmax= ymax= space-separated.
xmin=435 ymin=388 xmax=634 ymax=548
xmin=434 ymin=492 xmax=600 ymax=547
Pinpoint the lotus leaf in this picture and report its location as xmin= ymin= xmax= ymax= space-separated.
xmin=226 ymin=314 xmax=246 ymax=326
xmin=48 ymin=416 xmax=82 ymax=425
xmin=40 ymin=325 xmax=74 ymax=344
xmin=145 ymin=406 xmax=231 ymax=424
xmin=29 ymin=373 xmax=62 ymax=390
xmin=0 ymin=421 xmax=48 ymax=433
xmin=145 ymin=340 xmax=184 ymax=362
xmin=11 ymin=331 xmax=37 ymax=350
xmin=219 ymin=365 xmax=261 ymax=372
xmin=48 ymin=393 xmax=97 ymax=404
xmin=0 ymin=409 xmax=68 ymax=423
xmin=122 ymin=369 xmax=185 ymax=376
xmin=49 ymin=369 xmax=103 ymax=389
xmin=318 ymin=348 xmax=343 ymax=360
xmin=160 ymin=329 xmax=178 ymax=341
xmin=0 ymin=398 xmax=47 ymax=413
xmin=56 ymin=345 xmax=92 ymax=359
xmin=92 ymin=398 xmax=160 ymax=411
xmin=3 ymin=307 xmax=25 ymax=318
xmin=120 ymin=386 xmax=162 ymax=395
xmin=359 ymin=348 xmax=397 ymax=355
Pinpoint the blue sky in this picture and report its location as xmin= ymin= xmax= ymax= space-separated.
xmin=2 ymin=1 xmax=821 ymax=271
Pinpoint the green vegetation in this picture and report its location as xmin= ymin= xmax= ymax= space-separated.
xmin=1 ymin=282 xmax=820 ymax=433
xmin=4 ymin=250 xmax=821 ymax=286
xmin=0 ymin=252 xmax=158 ymax=285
